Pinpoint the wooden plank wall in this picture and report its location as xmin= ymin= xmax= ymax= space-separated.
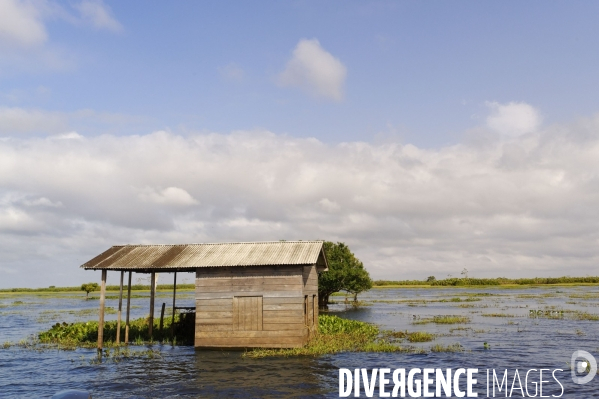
xmin=233 ymin=296 xmax=262 ymax=331
xmin=302 ymin=265 xmax=319 ymax=333
xmin=195 ymin=265 xmax=309 ymax=348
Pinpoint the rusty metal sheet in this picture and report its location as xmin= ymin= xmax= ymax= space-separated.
xmin=81 ymin=241 xmax=326 ymax=271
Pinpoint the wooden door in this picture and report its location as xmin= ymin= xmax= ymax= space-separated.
xmin=233 ymin=296 xmax=263 ymax=331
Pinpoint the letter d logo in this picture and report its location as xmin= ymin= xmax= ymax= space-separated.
xmin=571 ymin=350 xmax=597 ymax=385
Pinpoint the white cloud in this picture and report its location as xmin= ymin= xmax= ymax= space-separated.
xmin=22 ymin=197 xmax=63 ymax=207
xmin=2 ymin=114 xmax=599 ymax=287
xmin=74 ymin=0 xmax=123 ymax=33
xmin=139 ymin=187 xmax=199 ymax=206
xmin=278 ymin=38 xmax=347 ymax=101
xmin=486 ymin=101 xmax=542 ymax=136
xmin=0 ymin=107 xmax=68 ymax=133
xmin=50 ymin=131 xmax=83 ymax=140
xmin=0 ymin=0 xmax=47 ymax=47
xmin=0 ymin=107 xmax=150 ymax=135
xmin=218 ymin=63 xmax=245 ymax=81
xmin=319 ymin=198 xmax=341 ymax=212
xmin=0 ymin=0 xmax=123 ymax=75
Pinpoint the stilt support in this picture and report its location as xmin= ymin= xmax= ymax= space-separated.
xmin=149 ymin=272 xmax=156 ymax=340
xmin=97 ymin=270 xmax=107 ymax=354
xmin=125 ymin=271 xmax=132 ymax=344
xmin=116 ymin=271 xmax=124 ymax=344
xmin=171 ymin=272 xmax=177 ymax=342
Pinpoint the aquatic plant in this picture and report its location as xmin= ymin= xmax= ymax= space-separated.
xmin=244 ymin=315 xmax=406 ymax=358
xmin=407 ymin=331 xmax=434 ymax=343
xmin=318 ymin=314 xmax=378 ymax=336
xmin=481 ymin=313 xmax=515 ymax=317
xmin=430 ymin=343 xmax=464 ymax=353
xmin=38 ymin=312 xmax=195 ymax=347
xmin=414 ymin=315 xmax=470 ymax=325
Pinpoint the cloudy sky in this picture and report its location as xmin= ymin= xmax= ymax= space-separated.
xmin=1 ymin=1 xmax=599 ymax=288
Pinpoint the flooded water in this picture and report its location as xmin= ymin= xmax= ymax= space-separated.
xmin=1 ymin=286 xmax=599 ymax=398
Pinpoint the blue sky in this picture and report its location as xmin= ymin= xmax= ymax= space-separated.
xmin=1 ymin=1 xmax=599 ymax=287
xmin=5 ymin=1 xmax=599 ymax=145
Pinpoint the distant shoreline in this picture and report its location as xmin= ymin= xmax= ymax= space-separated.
xmin=0 ymin=284 xmax=195 ymax=295
xmin=373 ymin=276 xmax=599 ymax=289
xmin=3 ymin=276 xmax=599 ymax=294
xmin=373 ymin=282 xmax=599 ymax=289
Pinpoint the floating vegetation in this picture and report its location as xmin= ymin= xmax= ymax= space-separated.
xmin=36 ymin=307 xmax=118 ymax=323
xmin=568 ymin=293 xmax=599 ymax=300
xmin=37 ymin=313 xmax=195 ymax=348
xmin=528 ymin=309 xmax=599 ymax=321
xmin=481 ymin=313 xmax=516 ymax=318
xmin=449 ymin=327 xmax=470 ymax=332
xmin=2 ymin=341 xmax=11 ymax=349
xmin=569 ymin=311 xmax=599 ymax=321
xmin=439 ymin=297 xmax=481 ymax=303
xmin=430 ymin=343 xmax=464 ymax=352
xmin=413 ymin=315 xmax=470 ymax=325
xmin=407 ymin=331 xmax=435 ymax=342
xmin=90 ymin=347 xmax=162 ymax=364
xmin=382 ymin=330 xmax=435 ymax=343
xmin=245 ymin=315 xmax=412 ymax=358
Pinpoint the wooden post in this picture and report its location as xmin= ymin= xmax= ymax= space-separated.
xmin=160 ymin=302 xmax=166 ymax=332
xmin=171 ymin=272 xmax=177 ymax=341
xmin=149 ymin=272 xmax=156 ymax=340
xmin=97 ymin=270 xmax=107 ymax=354
xmin=116 ymin=270 xmax=124 ymax=344
xmin=125 ymin=271 xmax=132 ymax=344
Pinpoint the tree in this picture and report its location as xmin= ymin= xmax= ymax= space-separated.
xmin=81 ymin=282 xmax=99 ymax=298
xmin=426 ymin=276 xmax=436 ymax=283
xmin=318 ymin=242 xmax=372 ymax=307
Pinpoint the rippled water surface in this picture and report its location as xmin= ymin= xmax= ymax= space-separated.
xmin=1 ymin=286 xmax=599 ymax=398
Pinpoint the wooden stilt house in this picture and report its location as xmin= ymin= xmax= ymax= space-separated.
xmin=82 ymin=241 xmax=328 ymax=349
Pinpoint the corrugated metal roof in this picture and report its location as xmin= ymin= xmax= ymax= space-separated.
xmin=81 ymin=241 xmax=327 ymax=271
